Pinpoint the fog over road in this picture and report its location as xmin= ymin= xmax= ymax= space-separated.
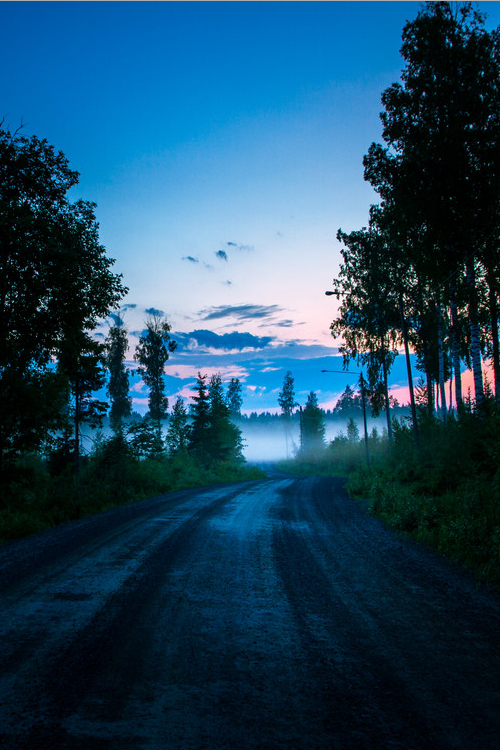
xmin=1 ymin=473 xmax=500 ymax=749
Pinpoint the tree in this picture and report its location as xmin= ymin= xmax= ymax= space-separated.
xmin=278 ymin=370 xmax=297 ymax=459
xmin=166 ymin=397 xmax=190 ymax=455
xmin=57 ymin=329 xmax=108 ymax=471
xmin=188 ymin=372 xmax=211 ymax=461
xmin=278 ymin=371 xmax=297 ymax=418
xmin=0 ymin=124 xmax=127 ymax=472
xmin=104 ymin=315 xmax=131 ymax=432
xmin=332 ymin=385 xmax=363 ymax=416
xmin=134 ymin=314 xmax=176 ymax=438
xmin=347 ymin=417 xmax=360 ymax=443
xmin=364 ymin=2 xmax=500 ymax=407
xmin=300 ymin=391 xmax=326 ymax=457
xmin=227 ymin=377 xmax=243 ymax=418
xmin=208 ymin=373 xmax=244 ymax=463
xmin=331 ymin=225 xmax=399 ymax=439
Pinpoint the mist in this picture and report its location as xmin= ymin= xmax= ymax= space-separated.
xmin=239 ymin=416 xmax=392 ymax=463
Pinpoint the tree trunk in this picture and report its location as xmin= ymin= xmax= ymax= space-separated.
xmin=466 ymin=258 xmax=484 ymax=407
xmin=487 ymin=273 xmax=500 ymax=405
xmin=436 ymin=299 xmax=447 ymax=423
xmin=449 ymin=274 xmax=463 ymax=408
xmin=399 ymin=292 xmax=419 ymax=451
xmin=381 ymin=338 xmax=393 ymax=443
xmin=74 ymin=378 xmax=81 ymax=474
xmin=426 ymin=370 xmax=434 ymax=415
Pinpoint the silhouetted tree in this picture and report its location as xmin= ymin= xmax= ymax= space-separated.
xmin=166 ymin=397 xmax=190 ymax=455
xmin=227 ymin=377 xmax=243 ymax=418
xmin=104 ymin=315 xmax=131 ymax=432
xmin=134 ymin=314 xmax=176 ymax=439
xmin=208 ymin=374 xmax=244 ymax=463
xmin=300 ymin=391 xmax=325 ymax=457
xmin=0 ymin=124 xmax=126 ymax=472
xmin=188 ymin=372 xmax=211 ymax=462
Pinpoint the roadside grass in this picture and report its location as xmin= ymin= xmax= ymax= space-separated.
xmin=279 ymin=405 xmax=500 ymax=587
xmin=0 ymin=443 xmax=265 ymax=544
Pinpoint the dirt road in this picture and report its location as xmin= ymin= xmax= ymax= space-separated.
xmin=1 ymin=474 xmax=500 ymax=749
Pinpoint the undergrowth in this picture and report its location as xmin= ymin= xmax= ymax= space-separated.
xmin=280 ymin=403 xmax=500 ymax=587
xmin=0 ymin=437 xmax=264 ymax=543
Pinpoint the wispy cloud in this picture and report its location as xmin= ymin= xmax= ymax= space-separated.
xmin=215 ymin=250 xmax=228 ymax=262
xmin=225 ymin=241 xmax=254 ymax=252
xmin=201 ymin=304 xmax=283 ymax=321
xmin=182 ymin=255 xmax=199 ymax=263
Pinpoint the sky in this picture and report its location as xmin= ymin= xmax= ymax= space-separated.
xmin=2 ymin=1 xmax=500 ymax=416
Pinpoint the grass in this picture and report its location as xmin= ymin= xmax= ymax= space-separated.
xmin=279 ymin=405 xmax=500 ymax=587
xmin=0 ymin=440 xmax=265 ymax=544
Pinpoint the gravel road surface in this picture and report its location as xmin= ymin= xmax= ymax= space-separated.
xmin=1 ymin=474 xmax=500 ymax=749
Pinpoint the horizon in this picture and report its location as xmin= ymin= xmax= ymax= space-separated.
xmin=2 ymin=1 xmax=499 ymax=415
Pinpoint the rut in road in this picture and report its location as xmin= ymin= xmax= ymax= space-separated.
xmin=1 ymin=475 xmax=500 ymax=749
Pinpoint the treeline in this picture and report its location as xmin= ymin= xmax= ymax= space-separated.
xmin=0 ymin=125 xmax=260 ymax=540
xmin=330 ymin=2 xmax=500 ymax=428
xmin=317 ymin=2 xmax=500 ymax=587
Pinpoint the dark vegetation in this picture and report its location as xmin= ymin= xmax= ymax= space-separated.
xmin=3 ymin=0 xmax=500 ymax=588
xmin=285 ymin=3 xmax=500 ymax=587
xmin=0 ymin=126 xmax=260 ymax=543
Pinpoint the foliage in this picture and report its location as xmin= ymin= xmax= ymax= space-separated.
xmin=0 ymin=124 xmax=126 ymax=474
xmin=278 ymin=370 xmax=297 ymax=419
xmin=207 ymin=373 xmax=244 ymax=464
xmin=227 ymin=377 xmax=243 ymax=417
xmin=166 ymin=396 xmax=190 ymax=455
xmin=188 ymin=372 xmax=211 ymax=461
xmin=134 ymin=314 xmax=176 ymax=436
xmin=300 ymin=391 xmax=326 ymax=457
xmin=104 ymin=316 xmax=131 ymax=430
xmin=0 ymin=443 xmax=264 ymax=544
xmin=332 ymin=1 xmax=500 ymax=416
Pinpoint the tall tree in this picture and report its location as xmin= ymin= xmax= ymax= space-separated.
xmin=278 ymin=370 xmax=297 ymax=459
xmin=104 ymin=315 xmax=131 ymax=431
xmin=208 ymin=373 xmax=244 ymax=463
xmin=364 ymin=1 xmax=500 ymax=407
xmin=0 ymin=124 xmax=126 ymax=471
xmin=278 ymin=371 xmax=297 ymax=418
xmin=188 ymin=372 xmax=211 ymax=462
xmin=134 ymin=314 xmax=176 ymax=439
xmin=332 ymin=225 xmax=399 ymax=440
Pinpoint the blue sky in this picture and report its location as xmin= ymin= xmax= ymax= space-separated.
xmin=3 ymin=1 xmax=500 ymax=414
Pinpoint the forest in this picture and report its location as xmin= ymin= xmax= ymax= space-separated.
xmin=2 ymin=2 xmax=500 ymax=585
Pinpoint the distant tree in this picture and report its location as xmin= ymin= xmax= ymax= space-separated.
xmin=332 ymin=385 xmax=363 ymax=416
xmin=347 ymin=417 xmax=360 ymax=443
xmin=127 ymin=416 xmax=164 ymax=458
xmin=166 ymin=397 xmax=190 ymax=455
xmin=57 ymin=329 xmax=108 ymax=471
xmin=104 ymin=316 xmax=131 ymax=432
xmin=208 ymin=374 xmax=244 ymax=463
xmin=134 ymin=314 xmax=177 ymax=439
xmin=227 ymin=377 xmax=243 ymax=418
xmin=278 ymin=370 xmax=297 ymax=459
xmin=0 ymin=125 xmax=126 ymax=472
xmin=188 ymin=372 xmax=211 ymax=461
xmin=278 ymin=371 xmax=297 ymax=418
xmin=300 ymin=391 xmax=326 ymax=456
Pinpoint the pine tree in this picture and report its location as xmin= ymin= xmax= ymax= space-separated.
xmin=188 ymin=372 xmax=211 ymax=462
xmin=166 ymin=397 xmax=190 ymax=455
xmin=300 ymin=391 xmax=326 ymax=457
